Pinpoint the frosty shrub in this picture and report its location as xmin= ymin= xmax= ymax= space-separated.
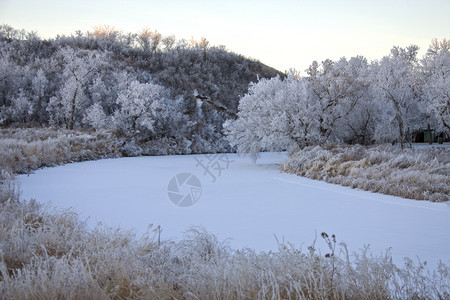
xmin=0 ymin=170 xmax=18 ymax=205
xmin=282 ymin=144 xmax=450 ymax=202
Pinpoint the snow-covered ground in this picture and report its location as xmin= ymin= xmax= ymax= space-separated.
xmin=18 ymin=152 xmax=450 ymax=267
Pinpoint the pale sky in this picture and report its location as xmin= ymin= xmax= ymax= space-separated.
xmin=1 ymin=0 xmax=449 ymax=73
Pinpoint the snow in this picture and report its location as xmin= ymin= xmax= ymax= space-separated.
xmin=17 ymin=152 xmax=450 ymax=267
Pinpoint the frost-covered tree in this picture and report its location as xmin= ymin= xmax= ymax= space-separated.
xmin=336 ymin=56 xmax=376 ymax=145
xmin=0 ymin=51 xmax=32 ymax=125
xmin=83 ymin=103 xmax=108 ymax=129
xmin=162 ymin=35 xmax=176 ymax=51
xmin=372 ymin=46 xmax=423 ymax=147
xmin=0 ymin=24 xmax=20 ymax=41
xmin=31 ymin=69 xmax=49 ymax=121
xmin=152 ymin=95 xmax=194 ymax=154
xmin=0 ymin=52 xmax=21 ymax=108
xmin=47 ymin=47 xmax=104 ymax=129
xmin=137 ymin=28 xmax=161 ymax=53
xmin=1 ymin=90 xmax=34 ymax=123
xmin=224 ymin=72 xmax=319 ymax=159
xmin=225 ymin=76 xmax=282 ymax=157
xmin=306 ymin=58 xmax=366 ymax=143
xmin=113 ymin=80 xmax=166 ymax=135
xmin=421 ymin=39 xmax=450 ymax=133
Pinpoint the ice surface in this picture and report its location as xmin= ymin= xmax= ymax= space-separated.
xmin=17 ymin=152 xmax=450 ymax=267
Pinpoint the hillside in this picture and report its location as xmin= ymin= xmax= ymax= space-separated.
xmin=0 ymin=25 xmax=282 ymax=155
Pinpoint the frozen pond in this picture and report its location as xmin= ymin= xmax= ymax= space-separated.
xmin=18 ymin=152 xmax=450 ymax=267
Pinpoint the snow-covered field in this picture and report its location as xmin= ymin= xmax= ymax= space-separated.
xmin=18 ymin=152 xmax=450 ymax=267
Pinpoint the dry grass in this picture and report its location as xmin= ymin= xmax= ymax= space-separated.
xmin=282 ymin=144 xmax=450 ymax=202
xmin=0 ymin=127 xmax=121 ymax=175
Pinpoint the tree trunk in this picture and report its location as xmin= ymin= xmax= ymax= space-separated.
xmin=69 ymin=87 xmax=78 ymax=130
xmin=428 ymin=123 xmax=433 ymax=145
xmin=388 ymin=92 xmax=405 ymax=149
xmin=440 ymin=105 xmax=450 ymax=130
xmin=396 ymin=112 xmax=405 ymax=149
xmin=132 ymin=116 xmax=137 ymax=131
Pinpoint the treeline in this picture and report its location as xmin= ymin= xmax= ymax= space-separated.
xmin=1 ymin=24 xmax=448 ymax=156
xmin=0 ymin=25 xmax=281 ymax=155
xmin=225 ymin=39 xmax=450 ymax=155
